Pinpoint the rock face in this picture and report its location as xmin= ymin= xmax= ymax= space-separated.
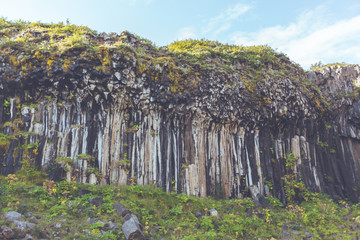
xmin=0 ymin=23 xmax=360 ymax=203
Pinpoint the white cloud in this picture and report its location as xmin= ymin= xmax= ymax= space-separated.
xmin=203 ymin=2 xmax=251 ymax=37
xmin=176 ymin=27 xmax=197 ymax=41
xmin=231 ymin=7 xmax=360 ymax=69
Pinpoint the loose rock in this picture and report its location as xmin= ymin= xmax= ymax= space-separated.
xmin=194 ymin=211 xmax=202 ymax=218
xmin=4 ymin=211 xmax=24 ymax=221
xmin=122 ymin=215 xmax=145 ymax=240
xmin=209 ymin=209 xmax=218 ymax=217
xmin=13 ymin=220 xmax=35 ymax=231
xmin=114 ymin=202 xmax=131 ymax=217
xmin=88 ymin=197 xmax=103 ymax=207
xmin=23 ymin=234 xmax=34 ymax=240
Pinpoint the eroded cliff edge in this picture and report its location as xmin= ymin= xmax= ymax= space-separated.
xmin=1 ymin=20 xmax=359 ymax=203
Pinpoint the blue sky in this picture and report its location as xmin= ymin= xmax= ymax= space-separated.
xmin=1 ymin=0 xmax=360 ymax=69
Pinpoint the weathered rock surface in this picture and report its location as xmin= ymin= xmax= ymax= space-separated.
xmin=209 ymin=209 xmax=219 ymax=217
xmin=0 ymin=25 xmax=360 ymax=203
xmin=114 ymin=202 xmax=131 ymax=217
xmin=4 ymin=211 xmax=24 ymax=221
xmin=2 ymin=226 xmax=14 ymax=239
xmin=122 ymin=214 xmax=145 ymax=240
xmin=88 ymin=197 xmax=103 ymax=207
xmin=13 ymin=220 xmax=35 ymax=231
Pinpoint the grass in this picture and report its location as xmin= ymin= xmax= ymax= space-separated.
xmin=309 ymin=61 xmax=351 ymax=71
xmin=0 ymin=18 xmax=304 ymax=95
xmin=0 ymin=173 xmax=359 ymax=240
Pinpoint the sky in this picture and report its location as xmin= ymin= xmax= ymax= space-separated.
xmin=1 ymin=0 xmax=360 ymax=69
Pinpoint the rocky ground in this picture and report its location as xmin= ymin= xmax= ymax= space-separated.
xmin=1 ymin=177 xmax=360 ymax=239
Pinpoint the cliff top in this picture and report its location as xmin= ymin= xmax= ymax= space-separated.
xmin=0 ymin=18 xmax=300 ymax=78
xmin=1 ymin=18 xmax=359 ymax=123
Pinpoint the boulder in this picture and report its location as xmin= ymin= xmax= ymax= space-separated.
xmin=107 ymin=221 xmax=119 ymax=230
xmin=283 ymin=231 xmax=291 ymax=238
xmin=4 ymin=211 xmax=24 ymax=221
xmin=88 ymin=197 xmax=103 ymax=207
xmin=113 ymin=202 xmax=130 ymax=217
xmin=209 ymin=209 xmax=218 ymax=217
xmin=122 ymin=215 xmax=145 ymax=240
xmin=13 ymin=220 xmax=35 ymax=231
xmin=124 ymin=214 xmax=143 ymax=230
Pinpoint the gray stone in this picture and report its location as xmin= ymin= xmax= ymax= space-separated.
xmin=122 ymin=216 xmax=145 ymax=240
xmin=114 ymin=72 xmax=121 ymax=81
xmin=13 ymin=220 xmax=35 ymax=231
xmin=209 ymin=208 xmax=218 ymax=217
xmin=283 ymin=231 xmax=291 ymax=238
xmin=23 ymin=234 xmax=34 ymax=240
xmin=122 ymin=69 xmax=130 ymax=75
xmin=124 ymin=214 xmax=142 ymax=230
xmin=107 ymin=221 xmax=119 ymax=230
xmin=87 ymin=217 xmax=95 ymax=224
xmin=113 ymin=202 xmax=130 ymax=217
xmin=107 ymin=83 xmax=114 ymax=92
xmin=292 ymin=230 xmax=300 ymax=235
xmin=88 ymin=197 xmax=103 ymax=207
xmin=304 ymin=232 xmax=313 ymax=238
xmin=194 ymin=211 xmax=202 ymax=218
xmin=4 ymin=211 xmax=24 ymax=221
xmin=88 ymin=84 xmax=96 ymax=91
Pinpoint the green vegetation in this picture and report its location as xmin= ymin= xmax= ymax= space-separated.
xmin=310 ymin=60 xmax=350 ymax=71
xmin=168 ymin=39 xmax=287 ymax=70
xmin=77 ymin=154 xmax=94 ymax=162
xmin=283 ymin=152 xmax=313 ymax=204
xmin=0 ymin=172 xmax=359 ymax=239
xmin=0 ymin=18 xmax=304 ymax=96
xmin=55 ymin=156 xmax=74 ymax=166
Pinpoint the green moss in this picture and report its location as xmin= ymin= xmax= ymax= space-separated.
xmin=0 ymin=133 xmax=11 ymax=150
xmin=77 ymin=154 xmax=94 ymax=162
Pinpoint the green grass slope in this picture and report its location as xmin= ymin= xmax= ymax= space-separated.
xmin=0 ymin=173 xmax=359 ymax=239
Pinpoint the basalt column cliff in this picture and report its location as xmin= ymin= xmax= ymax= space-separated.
xmin=0 ymin=21 xmax=359 ymax=203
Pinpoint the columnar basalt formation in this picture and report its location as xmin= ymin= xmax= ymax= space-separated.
xmin=0 ymin=21 xmax=359 ymax=203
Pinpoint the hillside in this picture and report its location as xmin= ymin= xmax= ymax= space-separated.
xmin=0 ymin=17 xmax=360 ymax=208
xmin=0 ymin=176 xmax=360 ymax=239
